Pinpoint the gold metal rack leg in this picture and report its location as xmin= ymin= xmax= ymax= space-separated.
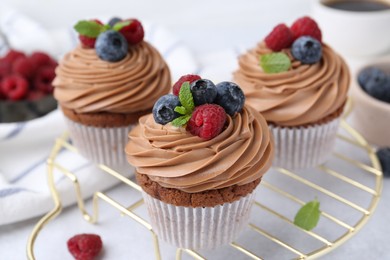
xmin=230 ymin=242 xmax=263 ymax=260
xmin=176 ymin=248 xmax=206 ymax=260
xmin=27 ymin=133 xmax=68 ymax=260
xmin=26 ymin=112 xmax=383 ymax=260
xmin=26 ymin=133 xmax=162 ymax=260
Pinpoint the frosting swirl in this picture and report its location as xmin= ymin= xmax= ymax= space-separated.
xmin=233 ymin=42 xmax=350 ymax=126
xmin=53 ymin=42 xmax=171 ymax=113
xmin=126 ymin=105 xmax=274 ymax=193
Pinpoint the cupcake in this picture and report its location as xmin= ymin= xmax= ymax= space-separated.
xmin=233 ymin=16 xmax=350 ymax=169
xmin=126 ymin=75 xmax=274 ymax=249
xmin=53 ymin=18 xmax=171 ymax=169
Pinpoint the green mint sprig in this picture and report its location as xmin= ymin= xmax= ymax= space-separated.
xmin=260 ymin=52 xmax=291 ymax=74
xmin=172 ymin=114 xmax=192 ymax=127
xmin=172 ymin=82 xmax=194 ymax=127
xmin=112 ymin=21 xmax=131 ymax=31
xmin=74 ymin=20 xmax=130 ymax=38
xmin=74 ymin=20 xmax=109 ymax=38
xmin=294 ymin=198 xmax=321 ymax=231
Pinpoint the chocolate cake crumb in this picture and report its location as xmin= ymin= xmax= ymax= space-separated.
xmin=136 ymin=172 xmax=261 ymax=208
xmin=61 ymin=106 xmax=150 ymax=127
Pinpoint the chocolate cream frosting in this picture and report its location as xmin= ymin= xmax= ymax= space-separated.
xmin=126 ymin=105 xmax=274 ymax=193
xmin=53 ymin=41 xmax=171 ymax=114
xmin=233 ymin=42 xmax=350 ymax=126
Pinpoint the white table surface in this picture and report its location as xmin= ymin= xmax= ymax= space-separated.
xmin=0 ymin=0 xmax=389 ymax=259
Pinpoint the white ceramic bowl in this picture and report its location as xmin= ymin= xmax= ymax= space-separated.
xmin=312 ymin=0 xmax=390 ymax=57
xmin=350 ymin=61 xmax=390 ymax=146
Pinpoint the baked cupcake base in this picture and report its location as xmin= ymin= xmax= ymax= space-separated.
xmin=143 ymin=190 xmax=255 ymax=250
xmin=65 ymin=118 xmax=134 ymax=169
xmin=137 ymin=173 xmax=260 ymax=250
xmin=270 ymin=117 xmax=340 ymax=169
xmin=62 ymin=106 xmax=149 ymax=170
xmin=270 ymin=105 xmax=344 ymax=169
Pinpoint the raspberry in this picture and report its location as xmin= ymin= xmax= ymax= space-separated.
xmin=67 ymin=234 xmax=103 ymax=260
xmin=79 ymin=35 xmax=97 ymax=49
xmin=0 ymin=61 xmax=11 ymax=82
xmin=187 ymin=104 xmax=227 ymax=140
xmin=29 ymin=52 xmax=52 ymax=68
xmin=34 ymin=66 xmax=56 ymax=93
xmin=92 ymin=19 xmax=103 ymax=25
xmin=290 ymin=16 xmax=322 ymax=42
xmin=49 ymin=59 xmax=58 ymax=67
xmin=173 ymin=74 xmax=201 ymax=96
xmin=1 ymin=75 xmax=29 ymax=100
xmin=0 ymin=79 xmax=6 ymax=99
xmin=119 ymin=19 xmax=144 ymax=45
xmin=12 ymin=57 xmax=35 ymax=79
xmin=79 ymin=20 xmax=103 ymax=48
xmin=2 ymin=49 xmax=26 ymax=63
xmin=264 ymin=24 xmax=294 ymax=51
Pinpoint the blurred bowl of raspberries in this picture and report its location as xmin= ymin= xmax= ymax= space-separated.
xmin=351 ymin=60 xmax=390 ymax=146
xmin=0 ymin=49 xmax=58 ymax=122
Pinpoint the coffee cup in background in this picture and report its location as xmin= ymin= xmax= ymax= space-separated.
xmin=312 ymin=0 xmax=390 ymax=57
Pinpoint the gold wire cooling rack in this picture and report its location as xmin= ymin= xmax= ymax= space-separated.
xmin=26 ymin=115 xmax=383 ymax=259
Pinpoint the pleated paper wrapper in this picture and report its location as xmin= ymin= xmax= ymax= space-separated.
xmin=65 ymin=118 xmax=134 ymax=170
xmin=270 ymin=116 xmax=341 ymax=170
xmin=142 ymin=190 xmax=256 ymax=250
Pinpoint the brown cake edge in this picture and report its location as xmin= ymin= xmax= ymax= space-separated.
xmin=136 ymin=172 xmax=261 ymax=208
xmin=61 ymin=106 xmax=151 ymax=127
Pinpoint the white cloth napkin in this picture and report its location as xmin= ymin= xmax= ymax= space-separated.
xmin=0 ymin=6 xmax=198 ymax=226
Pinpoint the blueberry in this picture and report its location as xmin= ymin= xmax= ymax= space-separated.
xmin=95 ymin=30 xmax=128 ymax=62
xmin=376 ymin=147 xmax=390 ymax=177
xmin=108 ymin=17 xmax=122 ymax=27
xmin=358 ymin=67 xmax=390 ymax=102
xmin=358 ymin=67 xmax=387 ymax=88
xmin=152 ymin=94 xmax=180 ymax=125
xmin=291 ymin=36 xmax=322 ymax=64
xmin=190 ymin=79 xmax=217 ymax=106
xmin=214 ymin=81 xmax=245 ymax=116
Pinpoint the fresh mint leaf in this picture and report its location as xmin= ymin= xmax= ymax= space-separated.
xmin=171 ymin=114 xmax=191 ymax=127
xmin=74 ymin=20 xmax=104 ymax=38
xmin=260 ymin=52 xmax=291 ymax=74
xmin=294 ymin=198 xmax=321 ymax=231
xmin=174 ymin=106 xmax=187 ymax=115
xmin=178 ymin=82 xmax=195 ymax=113
xmin=112 ymin=21 xmax=131 ymax=31
xmin=171 ymin=82 xmax=195 ymax=127
xmin=102 ymin=24 xmax=111 ymax=32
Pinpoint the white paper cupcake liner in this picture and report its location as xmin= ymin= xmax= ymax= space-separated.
xmin=142 ymin=190 xmax=256 ymax=250
xmin=270 ymin=117 xmax=341 ymax=170
xmin=65 ymin=118 xmax=134 ymax=169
